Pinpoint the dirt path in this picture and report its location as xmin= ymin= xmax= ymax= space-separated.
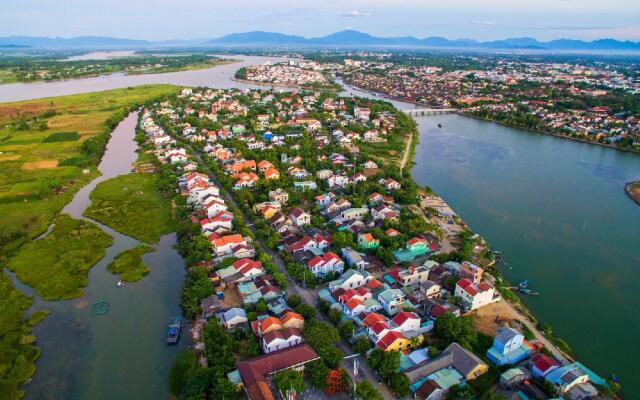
xmin=400 ymin=132 xmax=413 ymax=173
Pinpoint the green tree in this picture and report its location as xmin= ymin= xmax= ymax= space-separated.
xmin=305 ymin=359 xmax=329 ymax=389
xmin=445 ymin=384 xmax=475 ymax=399
xmin=353 ymin=335 xmax=372 ymax=354
xmin=367 ymin=349 xmax=401 ymax=381
xmin=294 ymin=303 xmax=317 ymax=320
xmin=355 ymin=380 xmax=383 ymax=400
xmin=286 ymin=294 xmax=302 ymax=308
xmin=389 ymin=373 xmax=410 ymax=396
xmin=274 ymin=369 xmax=305 ymax=394
xmin=169 ymin=349 xmax=199 ymax=395
xmin=434 ymin=313 xmax=478 ymax=350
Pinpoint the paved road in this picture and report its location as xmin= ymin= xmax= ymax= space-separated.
xmin=191 ymin=150 xmax=396 ymax=399
xmin=399 ymin=131 xmax=413 ymax=173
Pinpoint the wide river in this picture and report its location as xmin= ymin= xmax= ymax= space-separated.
xmin=2 ymin=55 xmax=639 ymax=397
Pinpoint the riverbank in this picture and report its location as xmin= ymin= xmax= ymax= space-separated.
xmin=232 ymin=77 xmax=342 ymax=92
xmin=341 ymin=76 xmax=640 ymax=156
xmin=464 ymin=112 xmax=640 ymax=155
xmin=625 ymin=181 xmax=640 ymax=205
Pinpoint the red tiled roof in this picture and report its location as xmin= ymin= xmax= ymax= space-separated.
xmin=377 ymin=331 xmax=405 ymax=351
xmin=237 ymin=344 xmax=319 ymax=400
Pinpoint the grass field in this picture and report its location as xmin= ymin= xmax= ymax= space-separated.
xmin=107 ymin=244 xmax=153 ymax=282
xmin=0 ymin=271 xmax=42 ymax=400
xmin=84 ymin=172 xmax=178 ymax=243
xmin=0 ymin=85 xmax=179 ymax=256
xmin=5 ymin=214 xmax=113 ymax=300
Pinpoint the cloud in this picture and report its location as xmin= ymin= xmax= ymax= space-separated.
xmin=339 ymin=10 xmax=371 ymax=18
xmin=470 ymin=20 xmax=495 ymax=26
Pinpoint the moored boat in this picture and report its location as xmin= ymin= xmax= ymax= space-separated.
xmin=166 ymin=317 xmax=181 ymax=345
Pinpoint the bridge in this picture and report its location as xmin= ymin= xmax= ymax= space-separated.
xmin=401 ymin=108 xmax=457 ymax=116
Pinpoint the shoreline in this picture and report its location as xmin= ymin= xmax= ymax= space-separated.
xmin=624 ymin=181 xmax=640 ymax=205
xmin=231 ymin=77 xmax=340 ymax=91
xmin=341 ymin=77 xmax=640 ymax=156
xmin=388 ymin=85 xmax=579 ymax=366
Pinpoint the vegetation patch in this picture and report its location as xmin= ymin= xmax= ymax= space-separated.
xmin=5 ymin=214 xmax=113 ymax=300
xmin=84 ymin=173 xmax=178 ymax=243
xmin=107 ymin=244 xmax=153 ymax=282
xmin=41 ymin=131 xmax=79 ymax=143
xmin=0 ymin=85 xmax=178 ymax=256
xmin=0 ymin=271 xmax=41 ymax=400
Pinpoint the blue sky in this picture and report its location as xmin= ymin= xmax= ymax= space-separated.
xmin=1 ymin=0 xmax=639 ymax=41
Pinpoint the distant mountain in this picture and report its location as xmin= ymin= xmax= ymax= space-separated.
xmin=2 ymin=31 xmax=639 ymax=52
xmin=209 ymin=31 xmax=308 ymax=45
xmin=207 ymin=29 xmax=640 ymax=51
xmin=0 ymin=36 xmax=149 ymax=48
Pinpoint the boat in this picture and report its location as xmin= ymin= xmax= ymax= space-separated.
xmin=166 ymin=317 xmax=182 ymax=345
xmin=116 ymin=280 xmax=124 ymax=287
xmin=437 ymin=123 xmax=442 ymax=128
xmin=493 ymin=250 xmax=504 ymax=254
xmin=517 ymin=280 xmax=539 ymax=295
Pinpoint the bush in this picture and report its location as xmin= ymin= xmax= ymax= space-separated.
xmin=42 ymin=131 xmax=79 ymax=142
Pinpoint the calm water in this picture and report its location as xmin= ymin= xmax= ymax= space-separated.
xmin=411 ymin=114 xmax=640 ymax=397
xmin=0 ymin=55 xmax=289 ymax=102
xmin=65 ymin=51 xmax=138 ymax=61
xmin=15 ymin=113 xmax=188 ymax=400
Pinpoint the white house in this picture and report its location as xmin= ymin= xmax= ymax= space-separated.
xmin=455 ymin=278 xmax=498 ymax=310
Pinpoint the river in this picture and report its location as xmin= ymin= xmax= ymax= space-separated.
xmin=338 ymin=78 xmax=640 ymax=396
xmin=4 ymin=57 xmax=639 ymax=397
xmin=14 ymin=113 xmax=188 ymax=400
xmin=0 ymin=55 xmax=289 ymax=102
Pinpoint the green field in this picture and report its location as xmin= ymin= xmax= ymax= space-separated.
xmin=0 ymin=271 xmax=42 ymax=400
xmin=0 ymin=85 xmax=179 ymax=256
xmin=5 ymin=214 xmax=113 ymax=300
xmin=84 ymin=172 xmax=178 ymax=243
xmin=107 ymin=244 xmax=153 ymax=282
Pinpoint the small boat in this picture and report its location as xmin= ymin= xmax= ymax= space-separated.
xmin=437 ymin=123 xmax=442 ymax=128
xmin=517 ymin=280 xmax=539 ymax=295
xmin=166 ymin=317 xmax=182 ymax=345
xmin=116 ymin=280 xmax=124 ymax=287
xmin=493 ymin=250 xmax=504 ymax=255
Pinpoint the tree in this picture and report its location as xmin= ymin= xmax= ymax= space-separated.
xmin=338 ymin=320 xmax=355 ymax=339
xmin=274 ymin=369 xmax=305 ymax=395
xmin=325 ymin=369 xmax=346 ymax=394
xmin=181 ymin=267 xmax=213 ymax=319
xmin=389 ymin=373 xmax=410 ymax=396
xmin=306 ymin=359 xmax=329 ymax=389
xmin=177 ymin=367 xmax=211 ymax=400
xmin=445 ymin=384 xmax=475 ymax=400
xmin=367 ymin=349 xmax=401 ymax=382
xmin=434 ymin=313 xmax=478 ymax=350
xmin=210 ymin=376 xmax=238 ymax=400
xmin=353 ymin=335 xmax=372 ymax=354
xmin=355 ymin=381 xmax=383 ymax=400
xmin=169 ymin=349 xmax=199 ymax=395
xmin=328 ymin=308 xmax=343 ymax=325
xmin=286 ymin=294 xmax=302 ymax=308
xmin=294 ymin=303 xmax=317 ymax=320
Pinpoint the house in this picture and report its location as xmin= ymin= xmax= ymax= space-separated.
xmin=264 ymin=168 xmax=280 ymax=180
xmin=315 ymin=193 xmax=335 ymax=208
xmin=388 ymin=265 xmax=430 ymax=287
xmin=344 ymin=298 xmax=366 ymax=317
xmin=358 ymin=233 xmax=380 ymax=250
xmin=460 ymin=261 xmax=484 ymax=284
xmin=328 ymin=269 xmax=373 ymax=291
xmin=258 ymin=160 xmax=275 ymax=172
xmin=499 ymin=367 xmax=529 ymax=389
xmin=530 ymin=354 xmax=560 ymax=378
xmin=379 ymin=177 xmax=401 ymax=190
xmin=486 ymin=327 xmax=533 ymax=366
xmin=211 ymin=234 xmax=247 ymax=257
xmin=219 ymin=308 xmax=248 ymax=330
xmin=268 ymin=188 xmax=289 ymax=204
xmin=262 ymin=328 xmax=303 ymax=353
xmin=339 ymin=207 xmax=368 ymax=221
xmin=342 ymin=247 xmax=366 ymax=269
xmin=201 ymin=295 xmax=224 ymax=319
xmin=233 ymin=172 xmax=259 ymax=189
xmin=289 ymin=208 xmax=311 ymax=226
xmin=236 ymin=344 xmax=319 ymax=400
xmin=327 ymin=175 xmax=349 ymax=188
xmin=545 ymin=362 xmax=606 ymax=396
xmin=376 ymin=329 xmax=424 ymax=352
xmin=362 ymin=160 xmax=378 ymax=169
xmin=293 ymin=181 xmax=317 ymax=191
xmin=306 ymin=252 xmax=345 ymax=277
xmin=388 ymin=311 xmax=421 ymax=333
xmin=454 ymin=278 xmax=498 ymax=310
xmin=378 ymin=288 xmax=407 ymax=315
xmin=393 ymin=237 xmax=430 ymax=262
xmin=371 ymin=204 xmax=398 ymax=221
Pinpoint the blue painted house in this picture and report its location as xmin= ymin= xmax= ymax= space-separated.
xmin=486 ymin=327 xmax=532 ymax=366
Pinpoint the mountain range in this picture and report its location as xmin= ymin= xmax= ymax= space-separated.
xmin=1 ymin=30 xmax=640 ymax=52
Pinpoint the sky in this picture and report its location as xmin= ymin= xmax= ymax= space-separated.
xmin=1 ymin=0 xmax=639 ymax=42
